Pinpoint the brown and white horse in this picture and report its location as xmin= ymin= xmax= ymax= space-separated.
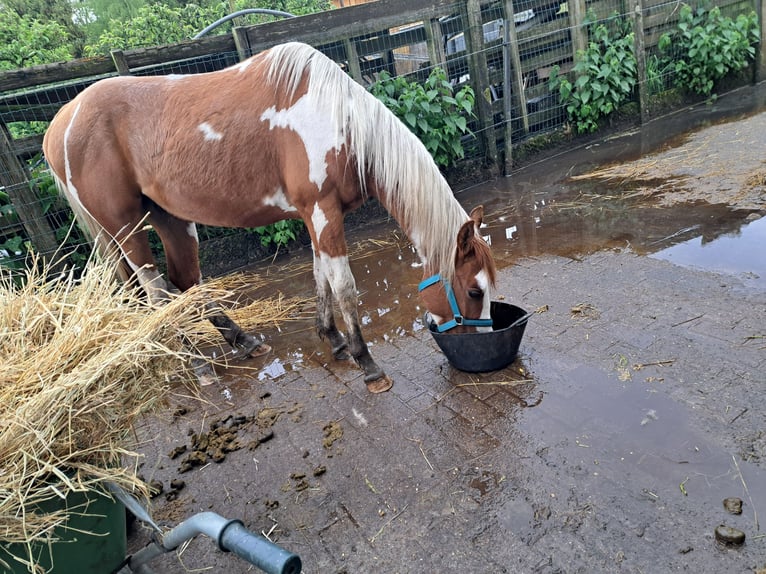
xmin=42 ymin=42 xmax=496 ymax=393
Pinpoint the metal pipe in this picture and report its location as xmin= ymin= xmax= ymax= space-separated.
xmin=162 ymin=512 xmax=300 ymax=574
xmin=194 ymin=9 xmax=295 ymax=38
xmin=117 ymin=511 xmax=301 ymax=574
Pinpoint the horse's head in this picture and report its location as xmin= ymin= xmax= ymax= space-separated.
xmin=419 ymin=206 xmax=497 ymax=334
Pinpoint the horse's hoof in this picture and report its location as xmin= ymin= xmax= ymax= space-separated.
xmin=332 ymin=343 xmax=351 ymax=361
xmin=364 ymin=374 xmax=393 ymax=393
xmin=193 ymin=360 xmax=218 ymax=386
xmin=198 ymin=371 xmax=219 ymax=387
xmin=248 ymin=343 xmax=272 ymax=358
xmin=237 ymin=335 xmax=271 ymax=358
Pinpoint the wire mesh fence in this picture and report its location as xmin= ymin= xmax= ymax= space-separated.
xmin=0 ymin=0 xmax=762 ymax=275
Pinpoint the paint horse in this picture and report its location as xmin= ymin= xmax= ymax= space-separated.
xmin=42 ymin=42 xmax=497 ymax=393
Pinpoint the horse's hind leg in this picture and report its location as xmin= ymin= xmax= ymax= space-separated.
xmin=148 ymin=205 xmax=269 ymax=357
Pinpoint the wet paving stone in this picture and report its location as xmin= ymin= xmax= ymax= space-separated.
xmin=128 ymin=103 xmax=766 ymax=572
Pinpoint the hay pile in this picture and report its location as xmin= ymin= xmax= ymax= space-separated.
xmin=0 ymin=257 xmax=219 ymax=567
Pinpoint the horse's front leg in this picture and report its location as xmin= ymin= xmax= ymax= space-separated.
xmin=315 ymin=251 xmax=392 ymax=393
xmin=314 ymin=254 xmax=351 ymax=360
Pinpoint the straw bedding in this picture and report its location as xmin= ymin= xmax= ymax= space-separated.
xmin=0 ymin=256 xmax=310 ymax=570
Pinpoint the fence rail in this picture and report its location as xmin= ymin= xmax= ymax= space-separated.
xmin=1 ymin=0 xmax=764 ymax=267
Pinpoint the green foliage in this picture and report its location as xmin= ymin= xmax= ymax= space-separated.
xmin=0 ymin=10 xmax=73 ymax=70
xmin=0 ymin=163 xmax=91 ymax=273
xmin=369 ymin=67 xmax=475 ymax=168
xmin=645 ymin=53 xmax=674 ymax=95
xmin=549 ymin=13 xmax=636 ymax=134
xmin=251 ymin=219 xmax=305 ymax=249
xmin=659 ymin=4 xmax=759 ymax=97
xmin=83 ymin=0 xmax=332 ymax=56
xmin=83 ymin=3 xmax=227 ymax=55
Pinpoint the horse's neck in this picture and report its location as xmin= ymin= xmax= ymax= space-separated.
xmin=365 ymin=174 xmax=465 ymax=278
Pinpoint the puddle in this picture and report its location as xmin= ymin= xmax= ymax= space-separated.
xmin=495 ymin=362 xmax=766 ymax=555
xmin=651 ymin=215 xmax=765 ymax=289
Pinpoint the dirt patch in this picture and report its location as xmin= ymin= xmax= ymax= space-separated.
xmin=572 ymin=111 xmax=766 ymax=211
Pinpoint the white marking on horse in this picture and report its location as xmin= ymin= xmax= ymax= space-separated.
xmin=429 ymin=312 xmax=445 ymax=325
xmin=318 ymin=252 xmax=355 ymax=298
xmin=236 ymin=60 xmax=253 ymax=73
xmin=475 ymin=269 xmax=492 ymax=333
xmin=122 ymin=255 xmax=169 ymax=304
xmin=312 ymin=202 xmax=329 ymax=243
xmin=263 ymin=187 xmax=298 ymax=213
xmin=260 ymin=95 xmax=343 ymax=189
xmin=409 ymin=229 xmax=425 ymax=264
xmin=186 ymin=222 xmax=199 ymax=242
xmin=198 ymin=122 xmax=223 ymax=141
xmin=166 ymin=74 xmax=187 ymax=81
xmin=63 ymin=102 xmax=82 ymax=201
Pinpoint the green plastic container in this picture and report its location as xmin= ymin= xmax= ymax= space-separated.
xmin=4 ymin=487 xmax=126 ymax=574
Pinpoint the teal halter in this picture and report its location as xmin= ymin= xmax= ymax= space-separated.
xmin=418 ymin=274 xmax=493 ymax=333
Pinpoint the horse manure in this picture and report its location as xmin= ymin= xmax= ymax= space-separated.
xmin=148 ymin=479 xmax=164 ymax=498
xmin=248 ymin=429 xmax=274 ymax=450
xmin=312 ymin=465 xmax=327 ymax=477
xmin=290 ymin=473 xmax=309 ymax=492
xmin=257 ymin=407 xmax=283 ymax=428
xmin=322 ymin=421 xmax=343 ymax=449
xmin=281 ymin=472 xmax=312 ymax=493
xmin=723 ymin=497 xmax=743 ymax=515
xmin=163 ymin=478 xmax=186 ymax=501
xmin=178 ymin=450 xmax=208 ymax=473
xmin=174 ymin=406 xmax=296 ymax=473
xmin=168 ymin=445 xmax=187 ymax=459
xmin=714 ymin=524 xmax=745 ymax=546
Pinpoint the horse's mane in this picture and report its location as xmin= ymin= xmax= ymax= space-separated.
xmin=263 ymin=42 xmax=470 ymax=283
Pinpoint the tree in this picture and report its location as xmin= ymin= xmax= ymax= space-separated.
xmin=2 ymin=0 xmax=86 ymax=56
xmin=83 ymin=0 xmax=332 ymax=56
xmin=0 ymin=10 xmax=73 ymax=69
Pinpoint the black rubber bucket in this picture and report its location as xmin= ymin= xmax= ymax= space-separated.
xmin=426 ymin=302 xmax=529 ymax=372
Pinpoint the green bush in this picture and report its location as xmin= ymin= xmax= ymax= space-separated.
xmin=550 ymin=13 xmax=637 ymax=134
xmin=251 ymin=219 xmax=305 ymax=249
xmin=659 ymin=4 xmax=759 ymax=97
xmin=369 ymin=67 xmax=475 ymax=168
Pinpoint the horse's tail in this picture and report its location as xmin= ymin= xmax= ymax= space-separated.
xmin=50 ymin=170 xmax=134 ymax=282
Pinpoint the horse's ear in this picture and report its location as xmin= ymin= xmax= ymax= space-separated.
xmin=469 ymin=205 xmax=484 ymax=227
xmin=458 ymin=206 xmax=484 ymax=257
xmin=456 ymin=219 xmax=476 ymax=258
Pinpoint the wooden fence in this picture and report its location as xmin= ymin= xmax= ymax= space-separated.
xmin=1 ymin=0 xmax=764 ymax=260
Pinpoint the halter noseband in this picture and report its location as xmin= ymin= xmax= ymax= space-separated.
xmin=418 ymin=274 xmax=493 ymax=333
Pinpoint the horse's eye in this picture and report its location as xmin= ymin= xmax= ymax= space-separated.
xmin=468 ymin=289 xmax=483 ymax=299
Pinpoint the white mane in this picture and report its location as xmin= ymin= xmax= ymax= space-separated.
xmin=263 ymin=42 xmax=469 ymax=282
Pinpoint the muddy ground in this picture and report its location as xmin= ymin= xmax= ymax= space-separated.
xmin=127 ymin=86 xmax=766 ymax=573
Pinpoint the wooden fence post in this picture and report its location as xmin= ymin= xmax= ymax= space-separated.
xmin=233 ymin=27 xmax=252 ymax=61
xmin=569 ymin=0 xmax=588 ymax=57
xmin=0 ymin=125 xmax=59 ymax=259
xmin=502 ymin=0 xmax=530 ymax=173
xmin=110 ymin=50 xmax=131 ymax=75
xmin=424 ymin=17 xmax=447 ymax=71
xmin=464 ymin=0 xmax=500 ymax=170
xmin=632 ymin=0 xmax=649 ymax=123
xmin=756 ymin=0 xmax=766 ymax=82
